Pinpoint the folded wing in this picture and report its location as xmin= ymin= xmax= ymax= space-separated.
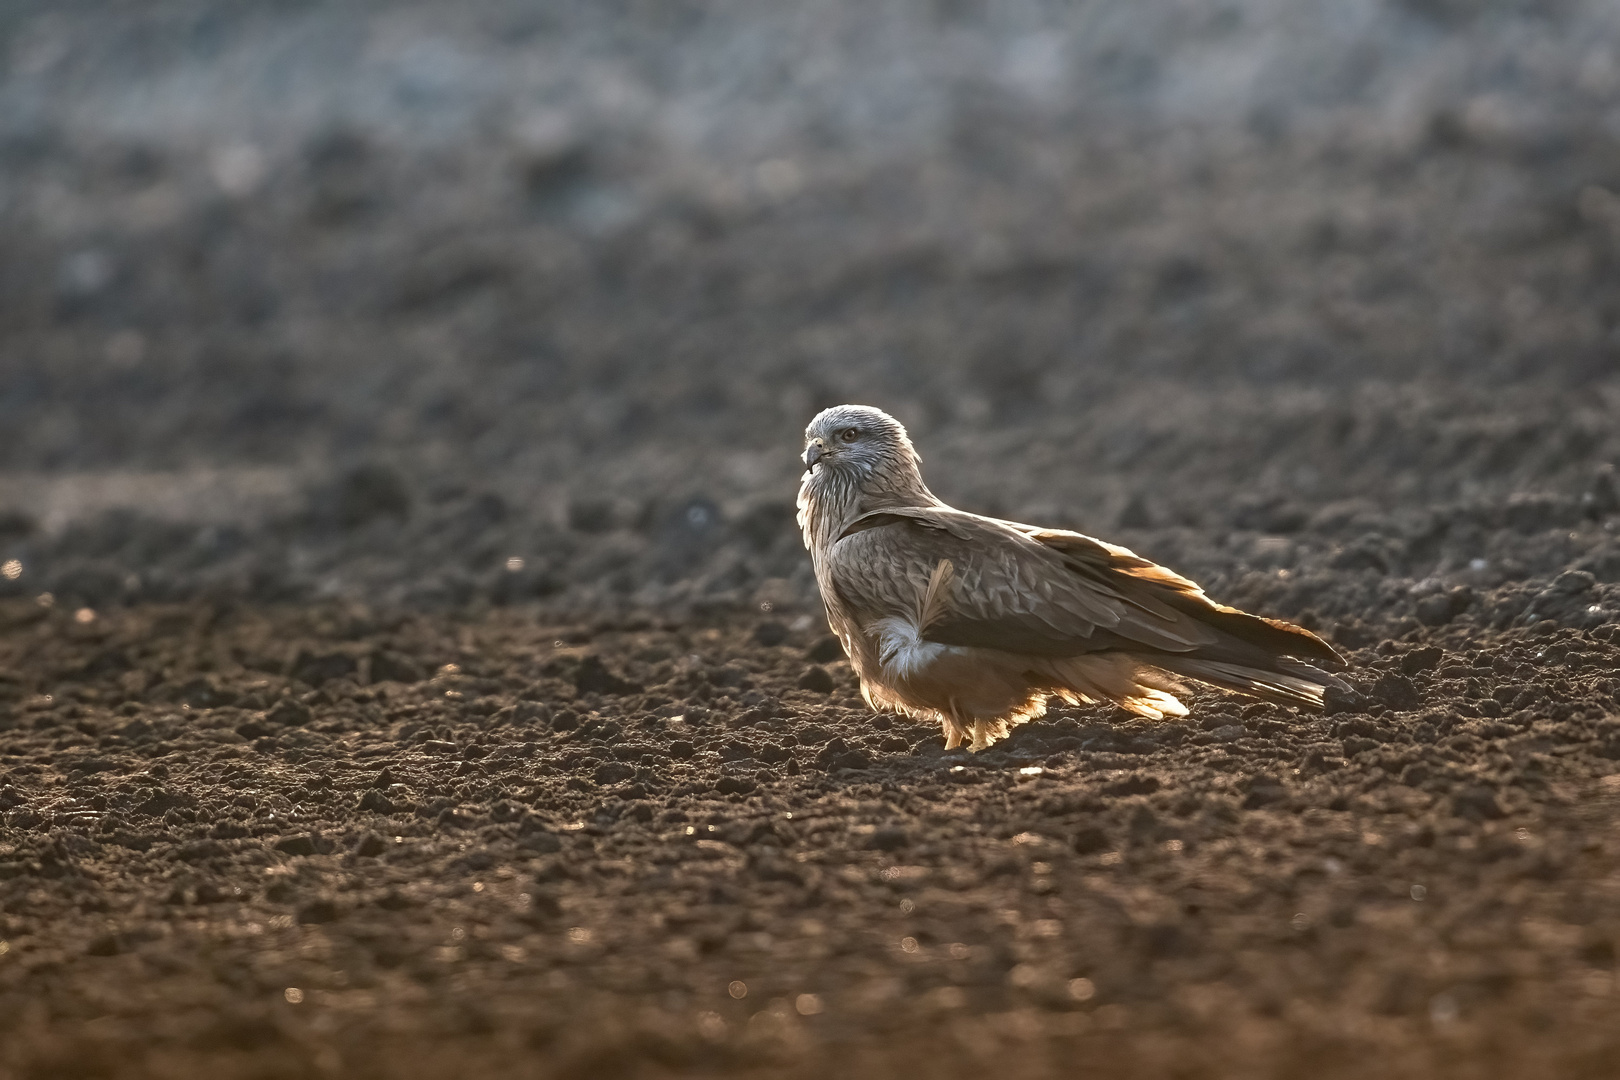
xmin=827 ymin=506 xmax=1344 ymax=708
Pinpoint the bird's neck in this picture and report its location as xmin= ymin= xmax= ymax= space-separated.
xmin=797 ymin=467 xmax=938 ymax=554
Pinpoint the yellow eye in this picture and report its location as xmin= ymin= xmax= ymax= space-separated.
xmin=840 ymin=427 xmax=859 ymax=443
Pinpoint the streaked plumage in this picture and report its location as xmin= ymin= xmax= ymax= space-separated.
xmin=796 ymin=404 xmax=1347 ymax=751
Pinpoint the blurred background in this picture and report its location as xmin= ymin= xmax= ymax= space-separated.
xmin=2 ymin=0 xmax=1619 ymax=623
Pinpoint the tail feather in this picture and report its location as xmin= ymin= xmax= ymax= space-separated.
xmin=1148 ymin=591 xmax=1348 ymax=710
xmin=1174 ymin=601 xmax=1344 ymax=672
xmin=1150 ymin=656 xmax=1348 ymax=709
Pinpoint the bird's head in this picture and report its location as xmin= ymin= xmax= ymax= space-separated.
xmin=801 ymin=404 xmax=924 ymax=491
xmin=797 ymin=404 xmax=934 ymax=550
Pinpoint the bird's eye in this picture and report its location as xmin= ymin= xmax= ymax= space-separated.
xmin=840 ymin=427 xmax=859 ymax=443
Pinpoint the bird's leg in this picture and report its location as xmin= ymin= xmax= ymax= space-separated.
xmin=940 ymin=699 xmax=969 ymax=750
xmin=969 ymin=719 xmax=995 ymax=753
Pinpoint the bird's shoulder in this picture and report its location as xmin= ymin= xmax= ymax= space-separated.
xmin=835 ymin=504 xmax=1033 ymax=547
xmin=828 ymin=505 xmax=1051 ymax=582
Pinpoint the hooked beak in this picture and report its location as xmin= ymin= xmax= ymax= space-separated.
xmin=802 ymin=442 xmax=825 ymax=469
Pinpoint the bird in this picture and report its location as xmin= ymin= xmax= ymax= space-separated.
xmin=796 ymin=404 xmax=1348 ymax=752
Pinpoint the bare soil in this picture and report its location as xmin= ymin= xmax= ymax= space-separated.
xmin=3 ymin=590 xmax=1620 ymax=1079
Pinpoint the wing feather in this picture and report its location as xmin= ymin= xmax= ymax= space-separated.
xmin=918 ymin=558 xmax=955 ymax=631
